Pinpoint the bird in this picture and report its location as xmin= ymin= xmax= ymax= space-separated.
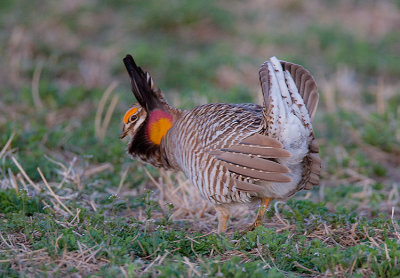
xmin=120 ymin=54 xmax=321 ymax=233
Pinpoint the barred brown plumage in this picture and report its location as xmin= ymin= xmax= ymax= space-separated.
xmin=120 ymin=54 xmax=321 ymax=233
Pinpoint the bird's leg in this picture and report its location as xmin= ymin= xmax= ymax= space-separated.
xmin=215 ymin=205 xmax=230 ymax=233
xmin=245 ymin=197 xmax=271 ymax=232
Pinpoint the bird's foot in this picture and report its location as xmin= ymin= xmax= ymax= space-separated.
xmin=240 ymin=197 xmax=270 ymax=235
xmin=241 ymin=219 xmax=263 ymax=235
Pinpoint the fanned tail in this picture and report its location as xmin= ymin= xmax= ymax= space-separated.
xmin=260 ymin=57 xmax=319 ymax=123
xmin=280 ymin=61 xmax=319 ymax=121
xmin=259 ymin=57 xmax=321 ymax=191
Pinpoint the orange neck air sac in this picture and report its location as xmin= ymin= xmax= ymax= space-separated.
xmin=146 ymin=110 xmax=173 ymax=145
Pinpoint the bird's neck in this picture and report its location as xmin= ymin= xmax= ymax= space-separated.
xmin=145 ymin=109 xmax=174 ymax=145
xmin=129 ymin=108 xmax=181 ymax=169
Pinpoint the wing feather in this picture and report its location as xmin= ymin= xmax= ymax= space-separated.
xmin=234 ymin=180 xmax=265 ymax=194
xmin=212 ymin=151 xmax=289 ymax=173
xmin=210 ymin=133 xmax=292 ymax=189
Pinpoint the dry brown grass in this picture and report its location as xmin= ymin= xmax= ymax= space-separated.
xmin=0 ymin=231 xmax=108 ymax=276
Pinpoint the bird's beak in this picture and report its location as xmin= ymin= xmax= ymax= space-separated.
xmin=120 ymin=126 xmax=128 ymax=139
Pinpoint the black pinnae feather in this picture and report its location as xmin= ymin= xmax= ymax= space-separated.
xmin=123 ymin=54 xmax=160 ymax=111
xmin=123 ymin=55 xmax=146 ymax=106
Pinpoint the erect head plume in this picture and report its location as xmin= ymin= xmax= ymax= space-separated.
xmin=122 ymin=54 xmax=179 ymax=153
xmin=123 ymin=54 xmax=168 ymax=112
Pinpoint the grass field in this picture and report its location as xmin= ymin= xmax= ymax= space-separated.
xmin=1 ymin=0 xmax=400 ymax=276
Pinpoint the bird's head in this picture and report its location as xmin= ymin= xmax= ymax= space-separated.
xmin=120 ymin=54 xmax=178 ymax=160
xmin=120 ymin=104 xmax=147 ymax=139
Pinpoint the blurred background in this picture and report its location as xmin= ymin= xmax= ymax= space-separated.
xmin=1 ymin=0 xmax=400 ymax=276
xmin=1 ymin=0 xmax=400 ymax=222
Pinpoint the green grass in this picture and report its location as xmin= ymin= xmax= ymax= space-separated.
xmin=1 ymin=192 xmax=399 ymax=276
xmin=1 ymin=0 xmax=400 ymax=276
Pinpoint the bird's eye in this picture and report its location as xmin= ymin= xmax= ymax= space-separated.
xmin=129 ymin=115 xmax=137 ymax=122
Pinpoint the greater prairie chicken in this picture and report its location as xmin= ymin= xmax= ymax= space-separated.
xmin=120 ymin=55 xmax=321 ymax=233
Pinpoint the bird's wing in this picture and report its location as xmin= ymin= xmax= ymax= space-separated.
xmin=210 ymin=133 xmax=291 ymax=194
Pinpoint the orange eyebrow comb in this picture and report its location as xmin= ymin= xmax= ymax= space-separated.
xmin=123 ymin=107 xmax=138 ymax=124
